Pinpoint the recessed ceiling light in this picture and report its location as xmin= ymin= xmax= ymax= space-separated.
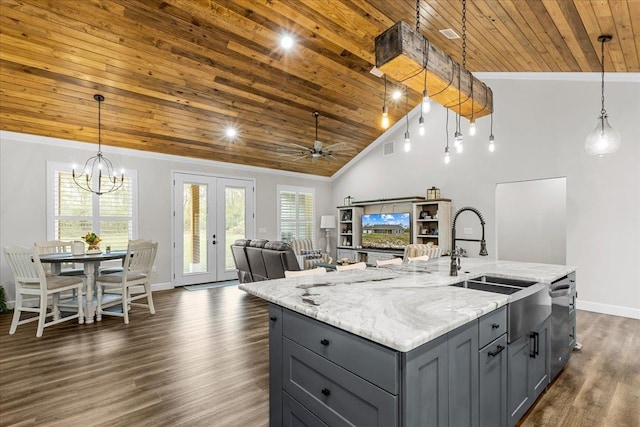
xmin=280 ymin=34 xmax=294 ymax=50
xmin=439 ymin=28 xmax=460 ymax=39
xmin=392 ymin=89 xmax=402 ymax=100
xmin=225 ymin=127 xmax=237 ymax=138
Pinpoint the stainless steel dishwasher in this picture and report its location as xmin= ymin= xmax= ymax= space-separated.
xmin=549 ymin=273 xmax=576 ymax=380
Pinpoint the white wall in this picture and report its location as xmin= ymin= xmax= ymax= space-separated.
xmin=0 ymin=132 xmax=333 ymax=302
xmin=332 ymin=76 xmax=640 ymax=319
xmin=496 ymin=177 xmax=566 ymax=264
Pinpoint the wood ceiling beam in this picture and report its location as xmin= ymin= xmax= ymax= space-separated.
xmin=375 ymin=21 xmax=492 ymax=120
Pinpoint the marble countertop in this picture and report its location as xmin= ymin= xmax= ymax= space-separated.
xmin=239 ymin=257 xmax=576 ymax=352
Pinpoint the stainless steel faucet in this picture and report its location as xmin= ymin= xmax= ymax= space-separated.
xmin=450 ymin=206 xmax=488 ymax=276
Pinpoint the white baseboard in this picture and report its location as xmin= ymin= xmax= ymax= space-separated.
xmin=151 ymin=282 xmax=173 ymax=291
xmin=578 ymin=300 xmax=640 ymax=320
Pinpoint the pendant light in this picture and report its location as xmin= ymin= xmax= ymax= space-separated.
xmin=419 ymin=38 xmax=430 ymax=136
xmin=404 ymin=86 xmax=411 ymax=152
xmin=468 ymin=79 xmax=476 ymax=136
xmin=488 ymin=112 xmax=495 ymax=152
xmin=72 ymin=94 xmax=124 ymax=196
xmin=585 ymin=35 xmax=621 ymax=156
xmin=381 ymin=75 xmax=390 ymax=129
xmin=444 ymin=110 xmax=451 ymax=164
xmin=454 ymin=0 xmax=467 ymax=154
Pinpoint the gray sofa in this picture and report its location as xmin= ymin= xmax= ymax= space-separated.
xmin=230 ymin=239 xmax=301 ymax=283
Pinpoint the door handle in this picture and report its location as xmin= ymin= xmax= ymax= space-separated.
xmin=488 ymin=345 xmax=505 ymax=357
xmin=212 ymin=234 xmax=217 ymax=245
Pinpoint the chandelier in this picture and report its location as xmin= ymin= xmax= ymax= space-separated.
xmin=72 ymin=94 xmax=124 ymax=195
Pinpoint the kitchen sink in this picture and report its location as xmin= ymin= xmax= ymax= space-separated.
xmin=473 ymin=276 xmax=537 ymax=288
xmin=451 ymin=281 xmax=521 ymax=295
xmin=451 ymin=276 xmax=551 ymax=343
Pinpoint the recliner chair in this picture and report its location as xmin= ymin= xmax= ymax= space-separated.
xmin=262 ymin=241 xmax=301 ymax=279
xmin=246 ymin=239 xmax=269 ymax=281
xmin=231 ymin=239 xmax=301 ymax=283
xmin=231 ymin=239 xmax=253 ymax=283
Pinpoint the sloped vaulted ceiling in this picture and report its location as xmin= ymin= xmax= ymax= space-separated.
xmin=0 ymin=0 xmax=638 ymax=176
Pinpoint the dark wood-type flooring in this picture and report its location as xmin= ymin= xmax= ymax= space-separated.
xmin=0 ymin=286 xmax=638 ymax=426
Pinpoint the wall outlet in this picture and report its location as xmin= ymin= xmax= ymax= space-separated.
xmin=463 ymin=227 xmax=473 ymax=235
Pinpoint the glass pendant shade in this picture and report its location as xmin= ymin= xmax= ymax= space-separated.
xmin=381 ymin=105 xmax=389 ymax=129
xmin=444 ymin=147 xmax=451 ymax=164
xmin=418 ymin=116 xmax=425 ymax=136
xmin=454 ymin=131 xmax=463 ymax=153
xmin=469 ymin=119 xmax=476 ymax=136
xmin=404 ymin=131 xmax=411 ymax=152
xmin=422 ymin=90 xmax=431 ymax=114
xmin=488 ymin=134 xmax=495 ymax=152
xmin=585 ymin=115 xmax=621 ymax=156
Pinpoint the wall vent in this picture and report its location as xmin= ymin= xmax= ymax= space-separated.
xmin=383 ymin=141 xmax=395 ymax=156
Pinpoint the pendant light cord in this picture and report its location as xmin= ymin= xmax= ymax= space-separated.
xmin=600 ymin=38 xmax=606 ymax=116
xmin=96 ymin=95 xmax=103 ymax=155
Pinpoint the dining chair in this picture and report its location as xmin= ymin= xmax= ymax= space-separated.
xmin=35 ymin=240 xmax=84 ymax=277
xmin=335 ymin=262 xmax=367 ymax=272
xmin=4 ymin=245 xmax=84 ymax=337
xmin=284 ymin=267 xmax=327 ymax=278
xmin=96 ymin=241 xmax=158 ymax=324
xmin=376 ymin=258 xmax=403 ymax=267
xmin=407 ymin=255 xmax=430 ymax=263
xmin=99 ymin=238 xmax=151 ymax=275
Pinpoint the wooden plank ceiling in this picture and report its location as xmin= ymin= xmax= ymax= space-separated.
xmin=1 ymin=0 xmax=638 ymax=177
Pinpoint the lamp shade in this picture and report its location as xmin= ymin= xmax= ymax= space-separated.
xmin=320 ymin=215 xmax=336 ymax=229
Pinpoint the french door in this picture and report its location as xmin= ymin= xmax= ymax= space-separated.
xmin=173 ymin=173 xmax=254 ymax=286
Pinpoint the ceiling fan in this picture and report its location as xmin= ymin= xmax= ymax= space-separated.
xmin=279 ymin=112 xmax=351 ymax=162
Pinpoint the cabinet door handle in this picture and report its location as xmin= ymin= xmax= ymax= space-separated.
xmin=269 ymin=316 xmax=277 ymax=322
xmin=491 ymin=323 xmax=500 ymax=329
xmin=321 ymin=388 xmax=331 ymax=397
xmin=320 ymin=338 xmax=330 ymax=346
xmin=488 ymin=345 xmax=505 ymax=357
xmin=530 ymin=333 xmax=536 ymax=358
xmin=535 ymin=332 xmax=540 ymax=356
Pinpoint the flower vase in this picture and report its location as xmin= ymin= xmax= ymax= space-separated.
xmin=88 ymin=244 xmax=100 ymax=251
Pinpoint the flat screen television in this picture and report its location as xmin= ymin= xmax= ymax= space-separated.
xmin=361 ymin=212 xmax=411 ymax=249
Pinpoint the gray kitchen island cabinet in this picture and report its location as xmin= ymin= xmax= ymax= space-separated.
xmin=507 ymin=318 xmax=550 ymax=427
xmin=270 ymin=303 xmax=484 ymax=427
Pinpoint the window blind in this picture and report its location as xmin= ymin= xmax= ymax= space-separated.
xmin=51 ymin=168 xmax=136 ymax=250
xmin=278 ymin=187 xmax=315 ymax=242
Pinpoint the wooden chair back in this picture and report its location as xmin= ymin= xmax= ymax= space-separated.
xmin=284 ymin=267 xmax=327 ymax=278
xmin=335 ymin=262 xmax=367 ymax=272
xmin=376 ymin=258 xmax=402 ymax=267
xmin=4 ymin=245 xmax=45 ymax=286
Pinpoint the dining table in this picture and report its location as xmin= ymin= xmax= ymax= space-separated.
xmin=39 ymin=250 xmax=127 ymax=323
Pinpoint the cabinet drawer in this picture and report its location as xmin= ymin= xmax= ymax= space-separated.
xmin=479 ymin=306 xmax=507 ymax=348
xmin=283 ymin=338 xmax=398 ymax=427
xmin=283 ymin=309 xmax=399 ymax=394
xmin=283 ymin=391 xmax=328 ymax=427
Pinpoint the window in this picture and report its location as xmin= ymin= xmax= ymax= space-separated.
xmin=47 ymin=162 xmax=137 ymax=250
xmin=277 ymin=185 xmax=315 ymax=243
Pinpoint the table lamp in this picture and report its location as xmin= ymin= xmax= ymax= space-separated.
xmin=320 ymin=215 xmax=336 ymax=254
